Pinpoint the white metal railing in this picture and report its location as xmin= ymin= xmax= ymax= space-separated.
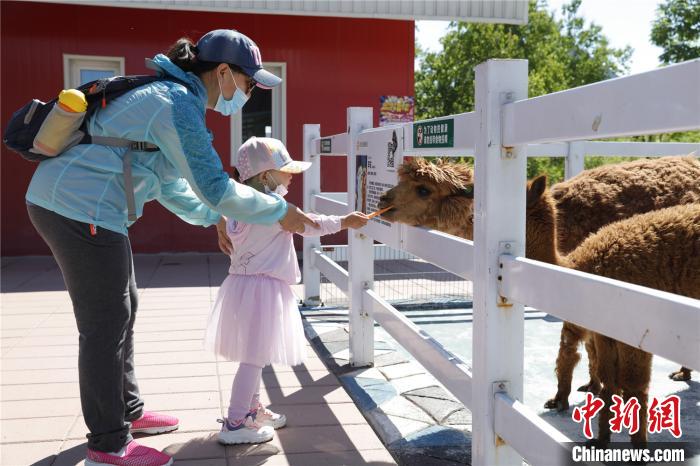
xmin=302 ymin=58 xmax=700 ymax=466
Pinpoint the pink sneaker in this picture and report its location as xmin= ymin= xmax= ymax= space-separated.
xmin=85 ymin=441 xmax=172 ymax=466
xmin=217 ymin=416 xmax=274 ymax=445
xmin=130 ymin=411 xmax=179 ymax=434
xmin=251 ymin=403 xmax=287 ymax=429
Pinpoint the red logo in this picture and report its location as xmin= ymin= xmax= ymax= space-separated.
xmin=609 ymin=395 xmax=641 ymax=435
xmin=649 ymin=395 xmax=682 ymax=438
xmin=572 ymin=394 xmax=683 ymax=439
xmin=572 ymin=392 xmax=605 ymax=439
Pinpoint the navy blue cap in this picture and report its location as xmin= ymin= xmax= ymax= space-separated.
xmin=196 ymin=29 xmax=281 ymax=89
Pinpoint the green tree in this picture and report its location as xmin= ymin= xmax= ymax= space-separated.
xmin=415 ymin=0 xmax=698 ymax=184
xmin=651 ymin=0 xmax=700 ymax=64
xmin=415 ymin=0 xmax=631 ymax=120
xmin=645 ymin=0 xmax=700 ymax=146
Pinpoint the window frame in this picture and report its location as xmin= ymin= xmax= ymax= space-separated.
xmin=63 ymin=54 xmax=125 ymax=88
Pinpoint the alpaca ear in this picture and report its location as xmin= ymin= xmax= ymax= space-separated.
xmin=527 ymin=175 xmax=548 ymax=207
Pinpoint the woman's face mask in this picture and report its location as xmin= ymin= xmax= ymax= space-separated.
xmin=214 ymin=68 xmax=248 ymax=116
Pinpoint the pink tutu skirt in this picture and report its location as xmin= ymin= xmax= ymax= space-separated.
xmin=204 ymin=274 xmax=306 ymax=367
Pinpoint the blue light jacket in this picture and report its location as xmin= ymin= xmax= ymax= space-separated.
xmin=26 ymin=54 xmax=287 ymax=235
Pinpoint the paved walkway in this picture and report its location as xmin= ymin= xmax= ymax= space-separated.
xmin=1 ymin=254 xmax=396 ymax=466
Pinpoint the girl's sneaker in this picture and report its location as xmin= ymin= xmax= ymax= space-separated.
xmin=130 ymin=411 xmax=179 ymax=434
xmin=217 ymin=416 xmax=274 ymax=445
xmin=85 ymin=441 xmax=172 ymax=466
xmin=251 ymin=404 xmax=287 ymax=429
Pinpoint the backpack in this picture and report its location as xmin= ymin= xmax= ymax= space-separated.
xmin=3 ymin=74 xmax=189 ymax=220
xmin=2 ymin=74 xmax=188 ymax=161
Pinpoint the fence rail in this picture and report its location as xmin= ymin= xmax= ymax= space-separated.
xmin=502 ymin=59 xmax=700 ymax=145
xmin=313 ymin=250 xmax=349 ymax=294
xmin=500 ymin=256 xmax=700 ymax=370
xmin=312 ymin=132 xmax=349 ymax=156
xmin=302 ymin=58 xmax=700 ymax=465
xmin=366 ymin=288 xmax=474 ymax=404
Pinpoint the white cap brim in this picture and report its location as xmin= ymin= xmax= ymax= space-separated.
xmin=279 ymin=160 xmax=312 ymax=174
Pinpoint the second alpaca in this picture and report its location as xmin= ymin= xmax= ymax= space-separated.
xmin=524 ymin=176 xmax=699 ymax=447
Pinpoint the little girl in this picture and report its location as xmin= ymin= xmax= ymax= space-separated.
xmin=204 ymin=136 xmax=368 ymax=445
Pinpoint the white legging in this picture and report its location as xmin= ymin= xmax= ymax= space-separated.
xmin=228 ymin=362 xmax=263 ymax=422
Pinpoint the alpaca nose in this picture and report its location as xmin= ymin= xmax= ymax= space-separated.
xmin=378 ymin=192 xmax=392 ymax=208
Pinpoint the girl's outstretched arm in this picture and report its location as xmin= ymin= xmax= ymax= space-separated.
xmin=298 ymin=212 xmax=369 ymax=237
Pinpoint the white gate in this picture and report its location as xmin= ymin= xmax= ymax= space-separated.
xmin=302 ymin=58 xmax=700 ymax=465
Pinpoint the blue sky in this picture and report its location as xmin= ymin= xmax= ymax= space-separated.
xmin=415 ymin=0 xmax=665 ymax=75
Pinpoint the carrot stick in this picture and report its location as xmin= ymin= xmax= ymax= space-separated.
xmin=367 ymin=205 xmax=394 ymax=219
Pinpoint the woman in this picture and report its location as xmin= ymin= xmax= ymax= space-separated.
xmin=25 ymin=29 xmax=317 ymax=466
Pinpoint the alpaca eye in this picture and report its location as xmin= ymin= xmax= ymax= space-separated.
xmin=416 ymin=186 xmax=431 ymax=198
xmin=458 ymin=185 xmax=474 ymax=198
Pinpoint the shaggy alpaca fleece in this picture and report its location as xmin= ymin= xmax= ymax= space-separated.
xmin=379 ymin=158 xmax=474 ymax=237
xmin=527 ymin=177 xmax=700 ymax=447
xmin=551 ymin=156 xmax=700 ymax=253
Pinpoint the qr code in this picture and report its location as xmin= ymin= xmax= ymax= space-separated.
xmin=386 ymin=130 xmax=398 ymax=168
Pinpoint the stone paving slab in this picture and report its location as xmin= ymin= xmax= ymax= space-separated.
xmin=1 ymin=254 xmax=396 ymax=466
xmin=303 ymin=315 xmax=472 ymax=465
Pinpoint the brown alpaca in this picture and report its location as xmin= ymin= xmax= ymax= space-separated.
xmin=551 ymin=156 xmax=700 ymax=254
xmin=380 ymin=156 xmax=700 ymax=252
xmin=378 ymin=158 xmax=475 ymax=237
xmin=378 ymin=156 xmax=700 ymax=402
xmin=524 ymin=176 xmax=700 ymax=447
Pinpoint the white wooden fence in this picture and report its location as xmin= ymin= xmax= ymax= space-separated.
xmin=302 ymin=58 xmax=700 ymax=466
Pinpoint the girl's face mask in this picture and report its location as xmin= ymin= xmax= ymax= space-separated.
xmin=264 ymin=172 xmax=289 ymax=197
xmin=214 ymin=68 xmax=248 ymax=116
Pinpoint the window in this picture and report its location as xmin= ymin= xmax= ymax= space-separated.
xmin=230 ymin=63 xmax=286 ymax=165
xmin=63 ymin=54 xmax=124 ymax=88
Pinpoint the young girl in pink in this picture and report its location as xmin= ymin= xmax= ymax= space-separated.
xmin=204 ymin=136 xmax=368 ymax=444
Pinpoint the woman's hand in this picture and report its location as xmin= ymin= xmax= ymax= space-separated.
xmin=279 ymin=203 xmax=320 ymax=234
xmin=341 ymin=212 xmax=369 ymax=230
xmin=216 ymin=216 xmax=233 ymax=255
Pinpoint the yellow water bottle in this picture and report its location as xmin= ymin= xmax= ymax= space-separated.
xmin=33 ymin=89 xmax=88 ymax=156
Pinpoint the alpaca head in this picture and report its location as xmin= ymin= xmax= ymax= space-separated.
xmin=525 ymin=175 xmax=560 ymax=264
xmin=377 ymin=158 xmax=475 ymax=237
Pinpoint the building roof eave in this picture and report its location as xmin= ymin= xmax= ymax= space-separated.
xmin=25 ymin=0 xmax=528 ymax=24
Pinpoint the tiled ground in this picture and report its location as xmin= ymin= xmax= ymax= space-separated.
xmin=1 ymin=254 xmax=396 ymax=466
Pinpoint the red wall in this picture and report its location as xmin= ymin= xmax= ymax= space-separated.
xmin=1 ymin=1 xmax=414 ymax=255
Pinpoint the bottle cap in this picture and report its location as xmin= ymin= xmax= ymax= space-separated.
xmin=58 ymin=89 xmax=87 ymax=113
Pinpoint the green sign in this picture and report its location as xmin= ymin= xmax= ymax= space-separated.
xmin=320 ymin=138 xmax=332 ymax=154
xmin=413 ymin=119 xmax=454 ymax=148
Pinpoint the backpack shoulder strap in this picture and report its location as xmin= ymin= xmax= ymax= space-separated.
xmin=89 ymin=136 xmax=158 ymax=222
xmin=82 ymin=74 xmax=191 ymax=223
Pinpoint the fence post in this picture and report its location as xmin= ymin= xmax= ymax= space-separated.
xmin=303 ymin=124 xmax=322 ymax=306
xmin=565 ymin=141 xmax=586 ymax=179
xmin=347 ymin=107 xmax=374 ymax=367
xmin=472 ymin=59 xmax=528 ymax=466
